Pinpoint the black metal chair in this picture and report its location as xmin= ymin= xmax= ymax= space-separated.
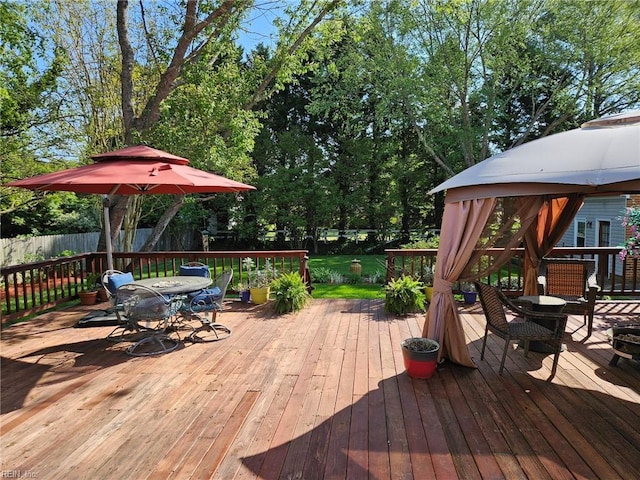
xmin=178 ymin=269 xmax=233 ymax=342
xmin=474 ymin=282 xmax=568 ymax=379
xmin=537 ymin=258 xmax=599 ymax=338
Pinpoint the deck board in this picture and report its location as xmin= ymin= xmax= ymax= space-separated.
xmin=1 ymin=299 xmax=639 ymax=479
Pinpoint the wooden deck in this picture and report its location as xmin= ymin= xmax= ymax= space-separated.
xmin=1 ymin=298 xmax=639 ymax=479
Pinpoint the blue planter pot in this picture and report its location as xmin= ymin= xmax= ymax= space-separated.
xmin=463 ymin=291 xmax=477 ymax=304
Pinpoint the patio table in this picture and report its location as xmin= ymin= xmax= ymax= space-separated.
xmin=131 ymin=276 xmax=212 ymax=296
xmin=118 ymin=276 xmax=214 ymax=352
xmin=517 ymin=295 xmax=567 ymax=353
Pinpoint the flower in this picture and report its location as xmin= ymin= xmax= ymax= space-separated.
xmin=619 ymin=207 xmax=640 ymax=260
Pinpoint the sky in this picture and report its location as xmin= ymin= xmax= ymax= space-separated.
xmin=236 ymin=2 xmax=283 ymax=52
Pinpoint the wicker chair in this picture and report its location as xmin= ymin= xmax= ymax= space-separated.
xmin=474 ymin=282 xmax=568 ymax=379
xmin=537 ymin=258 xmax=599 ymax=338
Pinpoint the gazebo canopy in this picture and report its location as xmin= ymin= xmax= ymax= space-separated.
xmin=424 ymin=110 xmax=640 ymax=369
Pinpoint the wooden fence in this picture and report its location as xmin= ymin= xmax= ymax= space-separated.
xmin=0 ymin=228 xmax=172 ymax=266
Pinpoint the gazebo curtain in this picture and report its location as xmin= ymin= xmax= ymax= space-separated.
xmin=422 ymin=198 xmax=496 ymax=367
xmin=522 ymin=194 xmax=585 ymax=294
xmin=423 ymin=193 xmax=584 ymax=367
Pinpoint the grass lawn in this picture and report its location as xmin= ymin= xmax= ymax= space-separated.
xmin=307 ymin=254 xmax=386 ymax=299
xmin=311 ymin=283 xmax=385 ymax=299
xmin=307 ymin=254 xmax=386 ymax=276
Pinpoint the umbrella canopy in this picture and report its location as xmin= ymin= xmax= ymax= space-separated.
xmin=431 ymin=110 xmax=640 ymax=201
xmin=6 ymin=145 xmax=255 ymax=270
xmin=8 ymin=145 xmax=255 ymax=196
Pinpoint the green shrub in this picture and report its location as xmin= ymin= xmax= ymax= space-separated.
xmin=498 ymin=276 xmax=521 ymax=290
xmin=311 ymin=267 xmax=333 ymax=283
xmin=401 ymin=236 xmax=440 ymax=249
xmin=345 ymin=273 xmax=362 ymax=284
xmin=366 ymin=269 xmax=385 ymax=284
xmin=384 ymin=275 xmax=426 ymax=315
xmin=328 ymin=271 xmax=344 ymax=284
xmin=271 ymin=272 xmax=311 ymax=314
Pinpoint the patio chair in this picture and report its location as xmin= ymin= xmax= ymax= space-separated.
xmin=537 ymin=258 xmax=599 ymax=338
xmin=179 ymin=269 xmax=233 ymax=342
xmin=474 ymin=282 xmax=568 ymax=379
xmin=101 ymin=270 xmax=134 ymax=301
xmin=115 ymin=283 xmax=181 ymax=356
xmin=101 ymin=270 xmax=136 ymax=342
xmin=178 ymin=261 xmax=211 ymax=278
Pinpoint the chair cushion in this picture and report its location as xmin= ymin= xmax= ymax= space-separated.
xmin=107 ymin=272 xmax=134 ymax=294
xmin=188 ymin=287 xmax=222 ymax=306
xmin=180 ymin=265 xmax=210 ymax=277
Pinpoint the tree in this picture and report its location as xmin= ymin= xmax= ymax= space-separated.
xmin=0 ymin=0 xmax=93 ymax=236
xmin=109 ymin=0 xmax=343 ymax=254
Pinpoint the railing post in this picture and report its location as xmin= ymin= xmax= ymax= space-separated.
xmin=386 ymin=251 xmax=395 ymax=283
xmin=301 ymin=255 xmax=313 ymax=293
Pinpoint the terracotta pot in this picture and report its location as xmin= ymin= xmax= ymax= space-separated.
xmin=78 ymin=291 xmax=97 ymax=305
xmin=96 ymin=289 xmax=109 ymax=302
xmin=401 ymin=338 xmax=440 ymax=379
xmin=350 ymin=260 xmax=362 ymax=276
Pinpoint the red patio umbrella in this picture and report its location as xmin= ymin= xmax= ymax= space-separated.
xmin=7 ymin=145 xmax=256 ymax=269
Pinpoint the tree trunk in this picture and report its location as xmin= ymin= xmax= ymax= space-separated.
xmin=96 ymin=195 xmax=131 ymax=252
xmin=139 ymin=195 xmax=185 ymax=252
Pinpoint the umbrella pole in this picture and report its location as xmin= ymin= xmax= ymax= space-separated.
xmin=103 ymin=196 xmax=114 ymax=271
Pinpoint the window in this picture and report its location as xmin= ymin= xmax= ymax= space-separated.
xmin=576 ymin=220 xmax=586 ymax=247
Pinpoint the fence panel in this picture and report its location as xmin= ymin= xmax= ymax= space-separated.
xmin=0 ymin=229 xmax=173 ymax=266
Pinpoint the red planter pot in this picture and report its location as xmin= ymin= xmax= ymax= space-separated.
xmin=401 ymin=338 xmax=440 ymax=379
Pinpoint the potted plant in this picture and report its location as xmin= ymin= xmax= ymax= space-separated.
xmin=79 ymin=272 xmax=100 ymax=305
xmin=384 ymin=275 xmax=426 ymax=315
xmin=243 ymin=257 xmax=278 ymax=304
xmin=461 ymin=282 xmax=477 ymax=304
xmin=422 ymin=265 xmax=435 ymax=302
xmin=93 ymin=272 xmax=110 ymax=302
xmin=271 ymin=272 xmax=311 ymax=314
xmin=401 ymin=337 xmax=440 ymax=379
xmin=236 ymin=282 xmax=251 ymax=303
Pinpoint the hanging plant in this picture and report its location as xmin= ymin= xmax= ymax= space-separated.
xmin=619 ymin=207 xmax=640 ymax=260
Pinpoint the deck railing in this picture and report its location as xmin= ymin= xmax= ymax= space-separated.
xmin=1 ymin=250 xmax=309 ymax=325
xmin=2 ymin=247 xmax=638 ymax=325
xmin=385 ymin=247 xmax=640 ymax=297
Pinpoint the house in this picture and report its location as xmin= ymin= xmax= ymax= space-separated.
xmin=557 ymin=194 xmax=640 ymax=280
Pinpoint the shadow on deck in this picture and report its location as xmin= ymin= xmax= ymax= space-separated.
xmin=1 ymin=299 xmax=639 ymax=479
